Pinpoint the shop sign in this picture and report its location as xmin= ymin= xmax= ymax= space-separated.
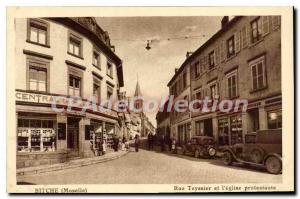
xmin=15 ymin=91 xmax=117 ymax=117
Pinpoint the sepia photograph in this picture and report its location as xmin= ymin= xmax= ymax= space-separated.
xmin=6 ymin=6 xmax=294 ymax=193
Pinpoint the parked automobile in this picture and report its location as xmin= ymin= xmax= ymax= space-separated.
xmin=222 ymin=129 xmax=282 ymax=174
xmin=182 ymin=136 xmax=217 ymax=158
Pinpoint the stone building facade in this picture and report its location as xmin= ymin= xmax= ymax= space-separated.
xmin=15 ymin=17 xmax=124 ymax=168
xmin=158 ymin=16 xmax=282 ymax=147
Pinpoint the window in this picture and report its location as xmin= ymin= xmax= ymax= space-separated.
xmin=107 ymin=62 xmax=113 ymax=77
xmin=267 ymin=110 xmax=282 ymax=129
xmin=68 ymin=33 xmax=82 ymax=57
xmin=107 ymin=85 xmax=113 ymax=100
xmin=29 ymin=66 xmax=47 ymax=92
xmin=208 ymin=51 xmax=215 ymax=69
xmin=17 ymin=118 xmax=56 ymax=152
xmin=28 ymin=19 xmax=49 ymax=46
xmin=230 ymin=115 xmax=243 ymax=145
xmin=209 ymin=83 xmax=218 ymax=100
xmin=218 ymin=118 xmax=229 ymax=146
xmin=195 ymin=121 xmax=204 ymax=136
xmin=93 ymin=78 xmax=101 ymax=103
xmin=93 ymin=51 xmax=100 ymax=68
xmin=251 ymin=17 xmax=262 ymax=43
xmin=227 ymin=36 xmax=235 ymax=58
xmin=69 ymin=75 xmax=81 ymax=96
xmin=250 ymin=56 xmax=266 ymax=91
xmin=227 ymin=72 xmax=238 ymax=99
xmin=194 ymin=62 xmax=201 ymax=78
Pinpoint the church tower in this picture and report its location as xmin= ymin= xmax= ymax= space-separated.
xmin=134 ymin=78 xmax=143 ymax=111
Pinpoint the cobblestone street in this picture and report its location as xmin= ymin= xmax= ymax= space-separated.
xmin=17 ymin=149 xmax=282 ymax=184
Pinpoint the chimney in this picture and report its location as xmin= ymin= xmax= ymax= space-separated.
xmin=175 ymin=68 xmax=179 ymax=73
xmin=221 ymin=16 xmax=229 ymax=29
xmin=186 ymin=51 xmax=193 ymax=58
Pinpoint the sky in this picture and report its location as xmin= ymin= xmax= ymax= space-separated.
xmin=96 ymin=16 xmax=223 ymax=126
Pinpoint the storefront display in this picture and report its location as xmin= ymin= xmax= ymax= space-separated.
xmin=218 ymin=118 xmax=229 ymax=145
xmin=230 ymin=115 xmax=243 ymax=145
xmin=17 ymin=118 xmax=56 ymax=152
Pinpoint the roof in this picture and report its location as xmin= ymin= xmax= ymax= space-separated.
xmin=167 ymin=16 xmax=242 ymax=87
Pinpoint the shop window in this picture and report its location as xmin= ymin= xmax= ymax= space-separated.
xmin=230 ymin=115 xmax=243 ymax=145
xmin=195 ymin=121 xmax=204 ymax=136
xmin=17 ymin=119 xmax=56 ymax=152
xmin=107 ymin=62 xmax=113 ymax=78
xmin=27 ymin=18 xmax=49 ymax=46
xmin=251 ymin=17 xmax=262 ymax=43
xmin=267 ymin=110 xmax=282 ymax=129
xmin=69 ymin=75 xmax=81 ymax=97
xmin=227 ymin=71 xmax=238 ymax=99
xmin=93 ymin=50 xmax=100 ymax=68
xmin=250 ymin=56 xmax=266 ymax=91
xmin=68 ymin=33 xmax=82 ymax=58
xmin=29 ymin=65 xmax=47 ymax=92
xmin=218 ymin=118 xmax=229 ymax=145
xmin=208 ymin=51 xmax=215 ymax=69
xmin=227 ymin=36 xmax=235 ymax=58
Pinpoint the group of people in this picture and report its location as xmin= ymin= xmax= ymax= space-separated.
xmin=147 ymin=133 xmax=177 ymax=153
xmin=90 ymin=137 xmax=107 ymax=156
xmin=112 ymin=135 xmax=130 ymax=152
xmin=90 ymin=135 xmax=130 ymax=156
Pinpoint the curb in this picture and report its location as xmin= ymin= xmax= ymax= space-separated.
xmin=17 ymin=151 xmax=129 ymax=176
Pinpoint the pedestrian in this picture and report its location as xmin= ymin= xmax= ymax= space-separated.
xmin=113 ymin=135 xmax=119 ymax=152
xmin=171 ymin=138 xmax=176 ymax=154
xmin=161 ymin=135 xmax=165 ymax=152
xmin=148 ymin=133 xmax=153 ymax=150
xmin=102 ymin=139 xmax=107 ymax=155
xmin=134 ymin=134 xmax=140 ymax=152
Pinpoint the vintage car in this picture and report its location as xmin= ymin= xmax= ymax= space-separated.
xmin=222 ymin=129 xmax=282 ymax=174
xmin=182 ymin=136 xmax=217 ymax=158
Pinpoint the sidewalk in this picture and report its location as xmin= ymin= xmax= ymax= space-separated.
xmin=17 ymin=150 xmax=129 ymax=176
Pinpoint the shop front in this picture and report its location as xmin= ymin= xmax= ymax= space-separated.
xmin=16 ymin=91 xmax=119 ymax=168
xmin=217 ymin=114 xmax=243 ymax=146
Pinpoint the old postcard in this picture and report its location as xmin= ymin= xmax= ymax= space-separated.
xmin=6 ymin=6 xmax=294 ymax=193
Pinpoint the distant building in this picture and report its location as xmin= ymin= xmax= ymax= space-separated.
xmin=156 ymin=99 xmax=171 ymax=140
xmin=124 ymin=79 xmax=155 ymax=139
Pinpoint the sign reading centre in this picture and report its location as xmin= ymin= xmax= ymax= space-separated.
xmin=15 ymin=91 xmax=116 ymax=117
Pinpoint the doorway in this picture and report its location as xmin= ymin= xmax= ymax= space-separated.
xmin=67 ymin=117 xmax=80 ymax=157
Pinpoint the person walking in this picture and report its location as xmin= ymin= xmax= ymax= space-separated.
xmin=160 ymin=135 xmax=165 ymax=152
xmin=134 ymin=134 xmax=140 ymax=152
xmin=148 ymin=133 xmax=153 ymax=150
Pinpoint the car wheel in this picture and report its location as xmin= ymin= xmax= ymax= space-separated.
xmin=222 ymin=151 xmax=233 ymax=165
xmin=208 ymin=147 xmax=216 ymax=157
xmin=265 ymin=156 xmax=282 ymax=174
xmin=194 ymin=150 xmax=200 ymax=158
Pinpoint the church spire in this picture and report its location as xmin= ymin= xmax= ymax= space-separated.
xmin=134 ymin=75 xmax=142 ymax=97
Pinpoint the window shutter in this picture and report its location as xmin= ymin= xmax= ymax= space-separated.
xmin=272 ymin=16 xmax=280 ymax=30
xmin=235 ymin=31 xmax=241 ymax=53
xmin=220 ymin=40 xmax=225 ymax=62
xmin=203 ymin=55 xmax=207 ymax=71
xmin=262 ymin=16 xmax=270 ymax=35
xmin=215 ymin=45 xmax=219 ymax=65
xmin=241 ymin=26 xmax=247 ymax=49
xmin=246 ymin=24 xmax=251 ymax=46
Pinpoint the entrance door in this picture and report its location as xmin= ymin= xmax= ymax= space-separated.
xmin=67 ymin=117 xmax=80 ymax=157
